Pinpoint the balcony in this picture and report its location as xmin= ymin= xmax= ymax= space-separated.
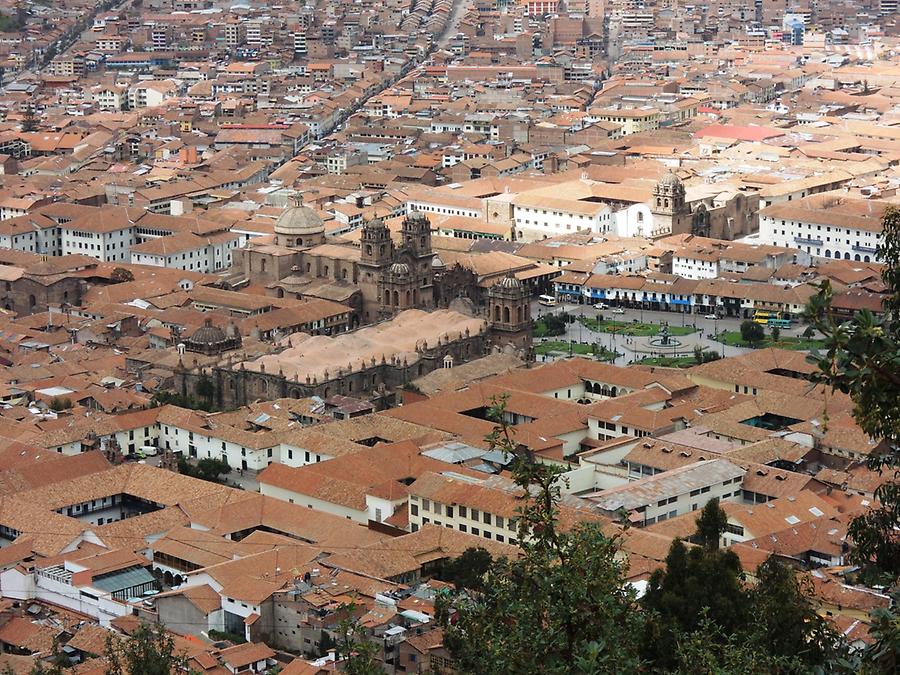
xmin=794 ymin=236 xmax=823 ymax=247
xmin=852 ymin=244 xmax=877 ymax=254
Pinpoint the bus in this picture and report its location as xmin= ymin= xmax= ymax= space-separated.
xmin=538 ymin=294 xmax=557 ymax=307
xmin=767 ymin=318 xmax=793 ymax=329
xmin=753 ymin=310 xmax=775 ymax=325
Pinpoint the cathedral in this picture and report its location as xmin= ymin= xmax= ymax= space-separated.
xmin=234 ymin=195 xmax=436 ymax=325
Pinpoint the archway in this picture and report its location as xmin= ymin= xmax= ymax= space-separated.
xmin=163 ymin=571 xmax=173 ymax=586
xmin=503 ymin=306 xmax=510 ymax=323
xmin=393 ymin=290 xmax=399 ymax=306
xmin=493 ymin=305 xmax=500 ymax=321
xmin=611 ymin=386 xmax=618 ymax=397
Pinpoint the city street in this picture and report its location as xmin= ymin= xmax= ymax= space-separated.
xmin=531 ymin=300 xmax=814 ymax=366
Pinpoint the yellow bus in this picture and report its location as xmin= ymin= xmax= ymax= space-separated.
xmin=753 ymin=310 xmax=774 ymax=325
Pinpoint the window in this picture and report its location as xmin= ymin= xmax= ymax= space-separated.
xmin=459 ymin=506 xmax=467 ymax=518
xmin=471 ymin=508 xmax=479 ymax=520
xmin=483 ymin=511 xmax=491 ymax=524
xmin=422 ymin=499 xmax=431 ymax=512
xmin=411 ymin=504 xmax=419 ymax=516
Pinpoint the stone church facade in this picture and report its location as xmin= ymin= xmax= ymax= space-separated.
xmin=233 ymin=196 xmax=436 ymax=324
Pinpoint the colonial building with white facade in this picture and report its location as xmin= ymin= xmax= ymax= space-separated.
xmin=758 ymin=194 xmax=887 ymax=263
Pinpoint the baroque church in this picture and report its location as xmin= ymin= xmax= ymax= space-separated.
xmin=233 ymin=194 xmax=436 ymax=325
xmin=649 ymin=169 xmax=759 ymax=240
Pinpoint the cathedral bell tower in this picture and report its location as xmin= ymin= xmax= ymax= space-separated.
xmin=400 ymin=209 xmax=432 ymax=259
xmin=360 ymin=217 xmax=393 ymax=266
xmin=487 ymin=274 xmax=532 ymax=356
xmin=650 ymin=169 xmax=687 ymax=238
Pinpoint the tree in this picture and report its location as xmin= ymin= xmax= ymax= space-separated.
xmin=335 ymin=617 xmax=381 ymax=675
xmin=21 ymin=102 xmax=38 ymax=132
xmin=694 ymin=498 xmax=727 ymax=550
xmin=805 ymin=206 xmax=900 ymax=671
xmin=861 ymin=604 xmax=900 ymax=674
xmin=49 ymin=396 xmax=72 ymax=412
xmin=806 ymin=205 xmax=900 ymax=577
xmin=740 ymin=319 xmax=765 ymax=346
xmin=177 ymin=457 xmax=230 ymax=483
xmin=750 ymin=557 xmax=847 ymax=670
xmin=30 ymin=640 xmax=68 ymax=675
xmin=110 ymin=267 xmax=135 ymax=283
xmin=319 ymin=630 xmax=336 ymax=657
xmin=440 ymin=396 xmax=643 ymax=674
xmin=641 ymin=536 xmax=749 ymax=670
xmin=770 ymin=325 xmax=780 ymax=343
xmin=438 ymin=547 xmax=493 ymax=591
xmin=195 ymin=375 xmax=215 ymax=402
xmin=104 ymin=622 xmax=192 ymax=675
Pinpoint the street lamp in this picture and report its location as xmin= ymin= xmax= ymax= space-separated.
xmin=715 ymin=315 xmax=723 ymax=357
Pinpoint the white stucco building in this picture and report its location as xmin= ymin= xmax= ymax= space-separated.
xmin=759 ymin=194 xmax=886 ymax=263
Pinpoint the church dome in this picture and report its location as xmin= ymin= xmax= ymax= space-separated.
xmin=389 ymin=262 xmax=410 ymax=275
xmin=275 ymin=193 xmax=325 ymax=237
xmin=658 ymin=170 xmax=684 ymax=189
xmin=498 ymin=274 xmax=521 ymax=288
xmin=190 ymin=319 xmax=227 ymax=346
xmin=366 ymin=217 xmax=386 ymax=230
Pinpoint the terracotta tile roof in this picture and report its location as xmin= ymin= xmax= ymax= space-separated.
xmin=0 ymin=617 xmax=57 ymax=654
xmin=218 ymin=642 xmax=275 ymax=668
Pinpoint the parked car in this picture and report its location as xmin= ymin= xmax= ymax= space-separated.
xmin=140 ymin=445 xmax=159 ymax=456
xmin=593 ymin=302 xmax=608 ymax=310
xmin=611 ymin=308 xmax=626 ymax=314
xmin=704 ymin=314 xmax=718 ymax=319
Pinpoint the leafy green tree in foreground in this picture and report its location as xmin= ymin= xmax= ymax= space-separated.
xmin=441 ymin=395 xmax=642 ymax=674
xmin=104 ymin=622 xmax=194 ymax=675
xmin=806 ymin=205 xmax=900 ymax=578
xmin=641 ymin=500 xmax=750 ymax=671
xmin=806 ymin=205 xmax=900 ymax=669
xmin=438 ymin=546 xmax=493 ymax=592
xmin=643 ymin=500 xmax=847 ymax=673
xmin=335 ymin=614 xmax=382 ymax=675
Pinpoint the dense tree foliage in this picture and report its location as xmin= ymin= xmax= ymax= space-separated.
xmin=104 ymin=623 xmax=193 ymax=675
xmin=436 ymin=546 xmax=493 ymax=591
xmin=440 ymin=395 xmax=642 ymax=674
xmin=740 ymin=319 xmax=765 ymax=346
xmin=805 ymin=205 xmax=900 ymax=668
xmin=177 ymin=457 xmax=231 ymax=483
xmin=806 ymin=205 xmax=900 ymax=578
xmin=643 ymin=500 xmax=847 ymax=673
